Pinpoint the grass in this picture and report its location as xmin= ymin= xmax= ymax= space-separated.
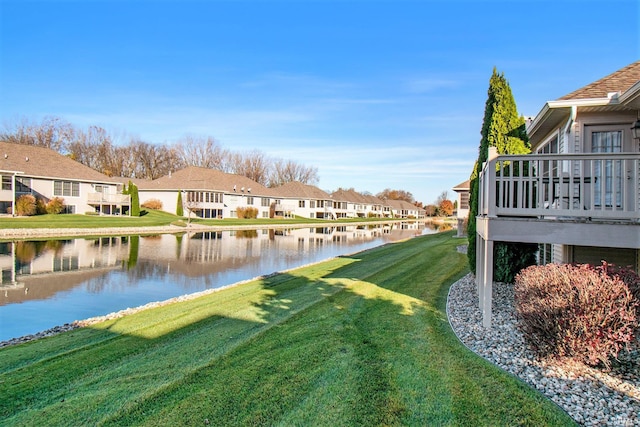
xmin=0 ymin=231 xmax=575 ymax=426
xmin=0 ymin=210 xmax=396 ymax=229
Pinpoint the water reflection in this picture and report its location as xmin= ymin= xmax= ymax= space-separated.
xmin=0 ymin=222 xmax=436 ymax=341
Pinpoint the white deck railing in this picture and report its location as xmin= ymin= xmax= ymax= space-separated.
xmin=87 ymin=193 xmax=131 ymax=205
xmin=479 ymin=153 xmax=640 ymax=220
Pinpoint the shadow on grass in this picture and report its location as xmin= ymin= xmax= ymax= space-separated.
xmin=0 ymin=233 xmax=574 ymax=426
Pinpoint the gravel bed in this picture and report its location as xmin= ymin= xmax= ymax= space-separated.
xmin=447 ymin=273 xmax=639 ymax=427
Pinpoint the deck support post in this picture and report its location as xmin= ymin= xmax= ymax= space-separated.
xmin=476 ymin=233 xmax=494 ymax=328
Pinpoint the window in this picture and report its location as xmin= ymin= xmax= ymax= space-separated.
xmin=261 ymin=198 xmax=270 ymax=207
xmin=299 ymin=200 xmax=305 ymax=208
xmin=53 ymin=180 xmax=79 ymax=197
xmin=590 ymin=128 xmax=623 ymax=207
xmin=537 ymin=133 xmax=559 ymax=154
xmin=16 ymin=177 xmax=32 ymax=194
xmin=459 ymin=192 xmax=469 ymax=210
xmin=1 ymin=176 xmax=11 ymax=191
xmin=310 ymin=201 xmax=315 ymax=208
xmin=246 ymin=196 xmax=254 ymax=205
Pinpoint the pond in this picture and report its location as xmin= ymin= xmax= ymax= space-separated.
xmin=0 ymin=222 xmax=446 ymax=342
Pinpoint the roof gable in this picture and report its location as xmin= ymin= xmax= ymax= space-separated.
xmin=0 ymin=141 xmax=118 ymax=183
xmin=140 ymin=166 xmax=274 ymax=196
xmin=558 ymin=61 xmax=640 ymax=101
xmin=272 ymin=181 xmax=330 ymax=199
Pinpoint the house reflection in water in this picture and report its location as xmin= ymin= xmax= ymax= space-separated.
xmin=1 ymin=222 xmax=435 ymax=341
xmin=0 ymin=237 xmax=131 ymax=305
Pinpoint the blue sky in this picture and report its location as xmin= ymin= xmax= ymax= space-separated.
xmin=1 ymin=0 xmax=638 ymax=205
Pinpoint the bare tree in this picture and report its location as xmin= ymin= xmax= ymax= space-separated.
xmin=436 ymin=191 xmax=450 ymax=206
xmin=1 ymin=116 xmax=75 ymax=152
xmin=174 ymin=135 xmax=230 ymax=171
xmin=67 ymin=126 xmax=113 ymax=172
xmin=229 ymin=150 xmax=270 ymax=185
xmin=268 ymin=158 xmax=319 ymax=187
xmin=131 ymin=140 xmax=178 ymax=179
xmin=376 ymin=188 xmax=414 ymax=203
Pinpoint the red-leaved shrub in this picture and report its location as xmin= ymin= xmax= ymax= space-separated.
xmin=514 ymin=263 xmax=638 ymax=367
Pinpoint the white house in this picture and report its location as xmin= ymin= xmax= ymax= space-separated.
xmin=271 ymin=181 xmax=335 ymax=219
xmin=452 ymin=179 xmax=470 ymax=237
xmin=0 ymin=141 xmax=130 ymax=215
xmin=475 ymin=61 xmax=640 ymax=327
xmin=137 ymin=166 xmax=276 ymax=219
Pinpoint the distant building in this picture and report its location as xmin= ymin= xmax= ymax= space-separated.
xmin=452 ymin=179 xmax=470 ymax=237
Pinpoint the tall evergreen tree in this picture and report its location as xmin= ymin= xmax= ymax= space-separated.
xmin=468 ymin=68 xmax=537 ymax=282
xmin=127 ymin=180 xmax=140 ymax=217
xmin=176 ymin=191 xmax=184 ymax=217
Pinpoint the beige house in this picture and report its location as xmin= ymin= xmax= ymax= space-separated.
xmin=387 ymin=199 xmax=425 ymax=219
xmin=0 ymin=141 xmax=130 ymax=215
xmin=475 ymin=61 xmax=640 ymax=326
xmin=452 ymin=180 xmax=470 ymax=237
xmin=137 ymin=166 xmax=276 ymax=219
xmin=272 ymin=181 xmax=335 ymax=219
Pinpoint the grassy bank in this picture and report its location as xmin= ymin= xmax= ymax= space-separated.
xmin=0 ymin=231 xmax=574 ymax=426
xmin=0 ymin=210 xmax=398 ymax=230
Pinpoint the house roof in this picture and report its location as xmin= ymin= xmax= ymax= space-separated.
xmin=330 ymin=189 xmax=369 ymax=204
xmin=387 ymin=199 xmax=421 ymax=211
xmin=527 ymin=61 xmax=640 ymax=147
xmin=272 ymin=181 xmax=331 ymax=199
xmin=0 ymin=141 xmax=119 ymax=183
xmin=558 ymin=61 xmax=640 ymax=100
xmin=362 ymin=194 xmax=386 ymax=206
xmin=453 ymin=179 xmax=470 ymax=192
xmin=138 ymin=166 xmax=275 ymax=196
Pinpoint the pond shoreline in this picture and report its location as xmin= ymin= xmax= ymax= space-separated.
xmin=0 ymin=218 xmax=444 ymax=240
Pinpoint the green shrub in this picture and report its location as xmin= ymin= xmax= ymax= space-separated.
xmin=141 ymin=199 xmax=163 ymax=210
xmin=494 ymin=242 xmax=538 ymax=283
xmin=237 ymin=207 xmax=258 ymax=219
xmin=16 ymin=194 xmax=37 ymax=216
xmin=46 ymin=197 xmax=65 ymax=214
xmin=515 ymin=263 xmax=639 ymax=367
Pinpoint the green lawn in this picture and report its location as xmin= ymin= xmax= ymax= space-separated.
xmin=0 ymin=210 xmax=394 ymax=229
xmin=0 ymin=231 xmax=575 ymax=426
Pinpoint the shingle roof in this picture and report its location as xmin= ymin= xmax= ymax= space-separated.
xmin=387 ymin=199 xmax=419 ymax=211
xmin=558 ymin=61 xmax=640 ymax=100
xmin=272 ymin=181 xmax=331 ymax=199
xmin=0 ymin=141 xmax=117 ymax=183
xmin=453 ymin=180 xmax=470 ymax=191
xmin=330 ymin=189 xmax=369 ymax=204
xmin=139 ymin=166 xmax=274 ymax=196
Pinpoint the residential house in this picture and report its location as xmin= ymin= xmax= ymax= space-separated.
xmin=137 ymin=166 xmax=276 ymax=219
xmin=363 ymin=194 xmax=389 ymax=218
xmin=330 ymin=189 xmax=371 ymax=218
xmin=475 ymin=61 xmax=640 ymax=326
xmin=452 ymin=179 xmax=470 ymax=237
xmin=272 ymin=181 xmax=335 ymax=219
xmin=0 ymin=141 xmax=130 ymax=215
xmin=387 ymin=199 xmax=424 ymax=219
